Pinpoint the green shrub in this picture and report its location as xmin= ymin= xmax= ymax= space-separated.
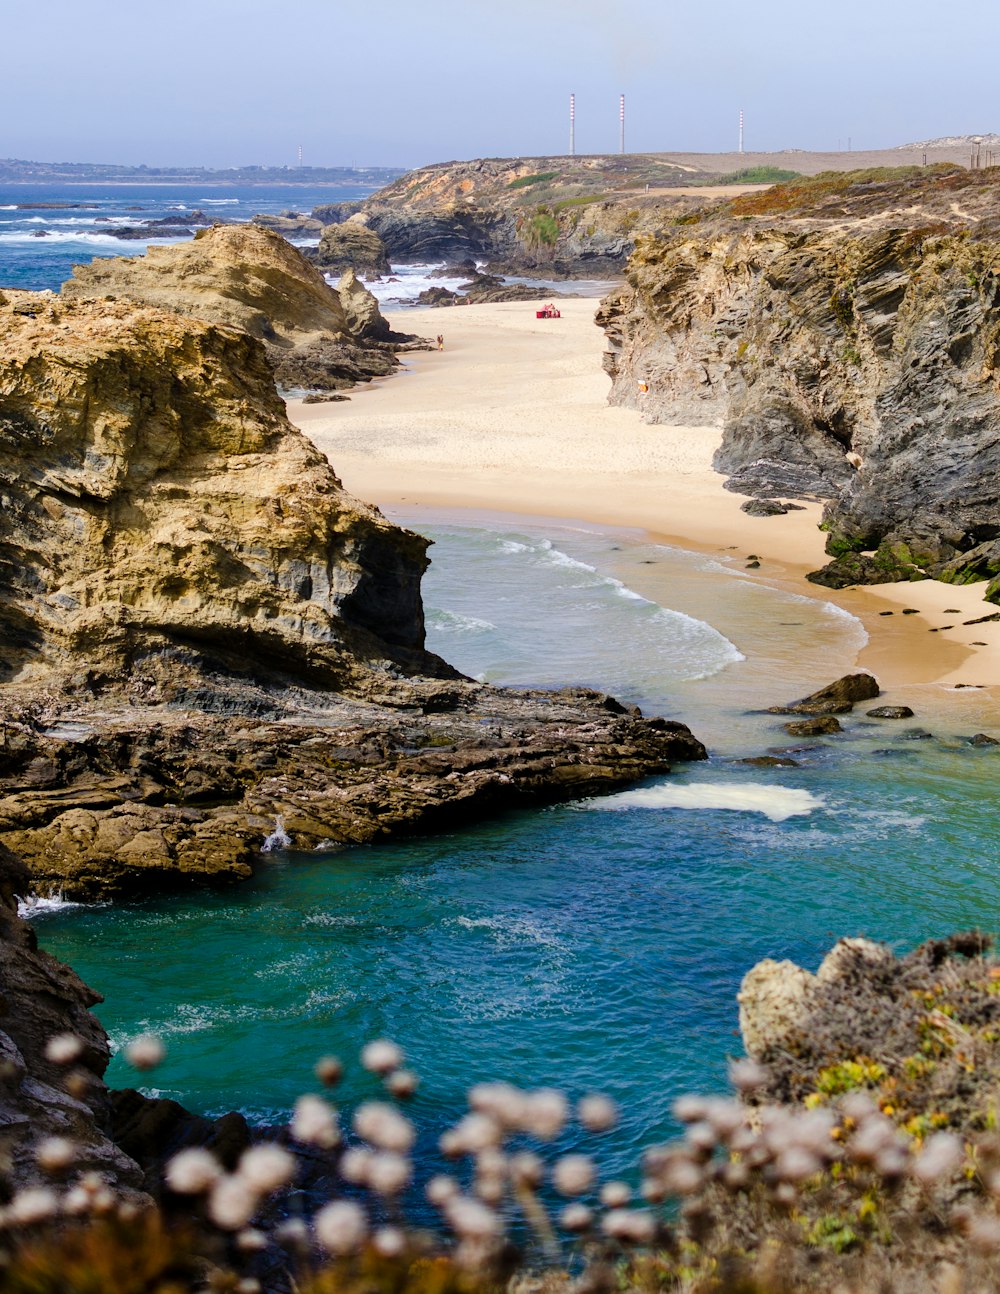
xmin=508 ymin=171 xmax=559 ymax=190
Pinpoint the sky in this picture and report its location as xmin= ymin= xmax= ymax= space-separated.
xmin=3 ymin=0 xmax=997 ymax=168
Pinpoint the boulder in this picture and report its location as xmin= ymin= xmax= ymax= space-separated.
xmin=337 ymin=268 xmax=391 ymax=341
xmin=866 ymin=705 xmax=915 ymax=719
xmin=772 ymin=673 xmax=881 ymax=715
xmin=784 ymin=716 xmax=843 ymax=736
xmin=315 ymin=220 xmax=391 ymax=277
xmin=738 ymin=958 xmax=817 ymax=1059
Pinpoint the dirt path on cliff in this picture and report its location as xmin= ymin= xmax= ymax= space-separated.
xmin=288 ymin=299 xmax=1000 ymax=701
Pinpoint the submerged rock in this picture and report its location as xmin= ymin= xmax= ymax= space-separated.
xmin=866 ymin=705 xmax=915 ymax=719
xmin=784 ymin=716 xmax=843 ymax=736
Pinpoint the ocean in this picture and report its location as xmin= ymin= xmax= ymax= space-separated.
xmin=0 ymin=181 xmax=372 ymax=292
xmin=7 ymin=186 xmax=1000 ymax=1200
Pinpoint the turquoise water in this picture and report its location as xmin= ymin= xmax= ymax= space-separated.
xmin=32 ymin=515 xmax=1000 ymax=1187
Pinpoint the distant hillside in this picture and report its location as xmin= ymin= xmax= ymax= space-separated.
xmin=0 ymin=158 xmax=406 ymax=186
xmin=900 ymin=132 xmax=1000 ymax=149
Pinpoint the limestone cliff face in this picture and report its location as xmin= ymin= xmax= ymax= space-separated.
xmin=598 ymin=168 xmax=1000 ymax=591
xmin=0 ymin=291 xmax=437 ymax=691
xmin=62 ymin=224 xmax=407 ymax=391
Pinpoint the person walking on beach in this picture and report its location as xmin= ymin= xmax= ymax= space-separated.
xmin=436 ymin=334 xmax=444 ymax=351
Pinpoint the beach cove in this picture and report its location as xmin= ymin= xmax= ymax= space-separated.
xmin=31 ymin=288 xmax=1000 ymax=1170
xmin=290 ymin=297 xmax=1000 ymax=707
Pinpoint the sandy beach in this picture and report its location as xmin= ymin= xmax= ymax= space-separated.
xmin=288 ymin=297 xmax=1000 ymax=699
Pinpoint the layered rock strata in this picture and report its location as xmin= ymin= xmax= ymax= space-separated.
xmin=598 ymin=167 xmax=1000 ymax=594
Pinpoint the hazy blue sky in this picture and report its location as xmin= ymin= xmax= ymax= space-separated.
xmin=3 ymin=0 xmax=996 ymax=167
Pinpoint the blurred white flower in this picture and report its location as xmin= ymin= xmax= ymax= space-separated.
xmin=601 ymin=1208 xmax=656 ymax=1244
xmin=553 ymin=1154 xmax=594 ymax=1196
xmin=912 ymin=1132 xmax=963 ymax=1184
xmin=8 ymin=1188 xmax=58 ymax=1224
xmin=125 ymin=1034 xmax=165 ymax=1071
xmin=446 ymin=1196 xmax=503 ymax=1239
xmin=209 ymin=1175 xmax=257 ymax=1230
xmin=44 ymin=1033 xmax=83 ymax=1065
xmin=560 ymin=1203 xmax=593 ymax=1231
xmin=367 ymin=1151 xmax=411 ymax=1196
xmin=426 ymin=1174 xmax=460 ymax=1206
xmin=387 ymin=1069 xmax=419 ymax=1098
xmin=374 ymin=1226 xmax=406 ymax=1257
xmin=522 ymin=1089 xmax=568 ymax=1140
xmin=166 ymin=1148 xmax=222 ymax=1194
xmin=361 ymin=1040 xmax=404 ymax=1074
xmin=577 ymin=1093 xmax=618 ymax=1132
xmin=354 ymin=1102 xmax=415 ymax=1153
xmin=315 ymin=1200 xmax=368 ymax=1255
xmin=600 ymin=1180 xmax=632 ymax=1208
xmin=35 ymin=1136 xmax=76 ymax=1173
xmin=291 ymin=1094 xmax=340 ymax=1148
xmin=239 ymin=1144 xmax=295 ymax=1194
xmin=315 ymin=1055 xmax=343 ymax=1086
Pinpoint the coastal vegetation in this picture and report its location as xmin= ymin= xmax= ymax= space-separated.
xmin=713 ymin=166 xmax=801 ymax=184
xmin=3 ymin=920 xmax=1000 ymax=1292
xmin=507 ymin=171 xmax=559 ymax=189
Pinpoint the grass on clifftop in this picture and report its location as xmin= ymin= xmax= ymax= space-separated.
xmin=714 ymin=166 xmax=802 ymax=184
xmin=729 ymin=163 xmax=962 ymax=215
xmin=508 ymin=171 xmax=559 ymax=190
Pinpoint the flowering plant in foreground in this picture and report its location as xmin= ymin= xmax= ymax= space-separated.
xmin=5 ymin=936 xmax=998 ymax=1288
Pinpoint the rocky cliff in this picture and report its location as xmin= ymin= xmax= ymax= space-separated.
xmin=598 ymin=166 xmax=1000 ymax=594
xmin=315 ymin=155 xmax=707 ymax=278
xmin=0 ymin=289 xmax=706 ymax=896
xmin=62 ymin=224 xmax=421 ymax=392
xmin=0 ymin=290 xmax=433 ymax=692
xmin=0 ymin=844 xmax=145 ymax=1192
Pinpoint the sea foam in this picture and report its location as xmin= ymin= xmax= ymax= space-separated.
xmin=587 ymin=781 xmax=824 ymax=822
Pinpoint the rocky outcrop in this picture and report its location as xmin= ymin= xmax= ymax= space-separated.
xmin=62 ymin=223 xmax=412 ymax=393
xmin=0 ymin=290 xmax=435 ymax=694
xmin=0 ymin=844 xmax=145 ymax=1192
xmin=0 ymin=689 xmax=706 ymax=900
xmin=598 ymin=168 xmax=1000 ymax=594
xmin=337 ymin=269 xmax=391 ymax=341
xmin=0 ymin=289 xmax=707 ymax=896
xmin=315 ymin=220 xmax=391 ymax=276
xmin=316 ymin=155 xmax=705 ymax=277
xmin=769 ymin=672 xmax=881 ymax=715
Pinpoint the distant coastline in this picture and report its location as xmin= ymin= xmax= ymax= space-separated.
xmin=0 ymin=159 xmax=406 ymax=186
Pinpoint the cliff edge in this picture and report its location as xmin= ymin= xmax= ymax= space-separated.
xmin=598 ymin=166 xmax=1000 ymax=595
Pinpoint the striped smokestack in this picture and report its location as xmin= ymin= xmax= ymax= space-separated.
xmin=620 ymin=94 xmax=625 ymax=154
xmin=570 ymin=93 xmax=576 ymax=156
